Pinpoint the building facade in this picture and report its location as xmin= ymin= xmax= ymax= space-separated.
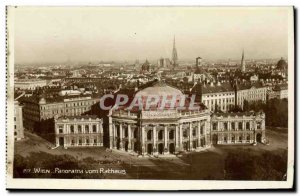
xmin=55 ymin=115 xmax=103 ymax=148
xmin=21 ymin=95 xmax=98 ymax=131
xmin=211 ymin=112 xmax=266 ymax=145
xmin=235 ymin=82 xmax=268 ymax=109
xmin=201 ymin=82 xmax=235 ymax=112
xmin=14 ymin=101 xmax=24 ymax=140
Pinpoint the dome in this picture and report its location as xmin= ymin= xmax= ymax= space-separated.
xmin=276 ymin=57 xmax=287 ymax=70
xmin=135 ymin=81 xmax=183 ymax=97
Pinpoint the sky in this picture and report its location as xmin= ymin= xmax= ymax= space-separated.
xmin=10 ymin=7 xmax=290 ymax=64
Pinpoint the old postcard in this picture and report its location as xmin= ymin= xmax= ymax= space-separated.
xmin=6 ymin=6 xmax=294 ymax=190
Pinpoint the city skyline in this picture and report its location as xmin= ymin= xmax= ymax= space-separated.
xmin=12 ymin=7 xmax=289 ymax=64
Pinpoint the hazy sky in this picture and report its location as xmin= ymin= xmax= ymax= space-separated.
xmin=11 ymin=7 xmax=290 ymax=64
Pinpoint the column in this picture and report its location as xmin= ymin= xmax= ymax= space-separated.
xmin=204 ymin=120 xmax=207 ymax=146
xmin=175 ymin=125 xmax=179 ymax=151
xmin=113 ymin=124 xmax=117 ymax=149
xmin=56 ymin=137 xmax=59 ymax=147
xmin=164 ymin=126 xmax=168 ymax=153
xmin=179 ymin=124 xmax=183 ymax=150
xmin=128 ymin=124 xmax=132 ymax=151
xmin=119 ymin=124 xmax=123 ymax=150
xmin=189 ymin=122 xmax=193 ymax=150
xmin=197 ymin=121 xmax=201 ymax=148
xmin=228 ymin=121 xmax=230 ymax=131
xmin=109 ymin=118 xmax=113 ymax=149
xmin=153 ymin=126 xmax=157 ymax=153
xmin=141 ymin=126 xmax=145 ymax=155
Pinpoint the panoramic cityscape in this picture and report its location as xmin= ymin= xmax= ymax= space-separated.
xmin=11 ymin=7 xmax=289 ymax=181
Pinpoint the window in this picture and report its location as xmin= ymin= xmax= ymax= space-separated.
xmin=59 ymin=126 xmax=63 ymax=134
xmin=78 ymin=125 xmax=82 ymax=133
xmin=93 ymin=125 xmax=97 ymax=133
xmin=134 ymin=128 xmax=138 ymax=139
xmin=239 ymin=136 xmax=242 ymax=142
xmin=71 ymin=139 xmax=75 ymax=145
xmin=213 ymin=123 xmax=218 ymax=131
xmin=158 ymin=130 xmax=163 ymax=140
xmin=224 ymin=122 xmax=228 ymax=130
xmin=232 ymin=135 xmax=235 ymax=142
xmin=147 ymin=130 xmax=152 ymax=141
xmin=169 ymin=130 xmax=175 ymax=140
xmin=246 ymin=134 xmax=250 ymax=141
xmin=78 ymin=139 xmax=82 ymax=145
xmin=70 ymin=125 xmax=74 ymax=133
xmin=200 ymin=125 xmax=204 ymax=135
xmin=246 ymin=122 xmax=250 ymax=130
xmin=124 ymin=127 xmax=128 ymax=137
xmin=238 ymin=122 xmax=243 ymax=130
xmin=231 ymin=122 xmax=235 ymax=130
xmin=14 ymin=125 xmax=17 ymax=130
xmin=192 ymin=128 xmax=196 ymax=136
xmin=183 ymin=130 xmax=188 ymax=138
xmin=85 ymin=125 xmax=89 ymax=133
xmin=257 ymin=122 xmax=261 ymax=129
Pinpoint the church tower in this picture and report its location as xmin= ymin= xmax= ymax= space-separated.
xmin=172 ymin=36 xmax=178 ymax=67
xmin=241 ymin=49 xmax=246 ymax=72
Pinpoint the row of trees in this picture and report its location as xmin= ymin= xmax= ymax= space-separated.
xmin=224 ymin=149 xmax=287 ymax=180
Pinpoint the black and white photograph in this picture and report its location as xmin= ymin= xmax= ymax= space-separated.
xmin=5 ymin=6 xmax=294 ymax=190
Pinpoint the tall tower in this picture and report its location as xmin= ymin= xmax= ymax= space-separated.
xmin=241 ymin=49 xmax=246 ymax=72
xmin=172 ymin=36 xmax=178 ymax=67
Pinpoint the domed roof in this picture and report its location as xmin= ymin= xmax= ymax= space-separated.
xmin=135 ymin=80 xmax=183 ymax=97
xmin=276 ymin=57 xmax=287 ymax=70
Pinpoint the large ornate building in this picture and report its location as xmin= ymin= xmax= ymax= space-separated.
xmin=54 ymin=115 xmax=103 ymax=148
xmin=211 ymin=112 xmax=266 ymax=145
xmin=109 ymin=81 xmax=211 ymax=156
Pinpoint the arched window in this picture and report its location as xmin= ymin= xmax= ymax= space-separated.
xmin=133 ymin=128 xmax=138 ymax=139
xmin=246 ymin=134 xmax=250 ymax=141
xmin=238 ymin=122 xmax=243 ymax=130
xmin=158 ymin=130 xmax=163 ymax=140
xmin=169 ymin=130 xmax=174 ymax=140
xmin=246 ymin=122 xmax=250 ymax=130
xmin=147 ymin=130 xmax=152 ymax=141
xmin=78 ymin=125 xmax=82 ymax=133
xmin=124 ymin=127 xmax=128 ymax=138
xmin=239 ymin=136 xmax=242 ymax=142
xmin=93 ymin=125 xmax=97 ymax=133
